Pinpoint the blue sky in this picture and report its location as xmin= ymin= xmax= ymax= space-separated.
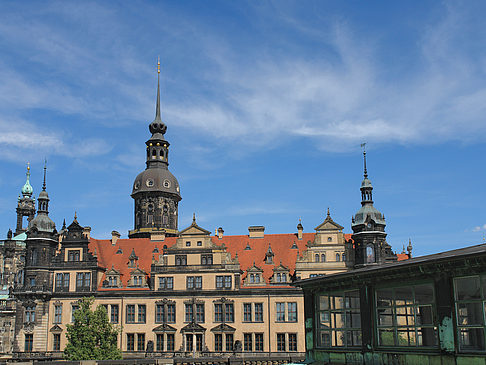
xmin=0 ymin=1 xmax=485 ymax=256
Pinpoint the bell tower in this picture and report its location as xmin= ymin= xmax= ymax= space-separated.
xmin=129 ymin=60 xmax=182 ymax=238
xmin=15 ymin=163 xmax=36 ymax=235
xmin=351 ymin=145 xmax=396 ymax=267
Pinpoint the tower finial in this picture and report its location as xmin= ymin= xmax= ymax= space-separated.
xmin=361 ymin=142 xmax=367 ymax=178
xmin=155 ymin=58 xmax=161 ymax=121
xmin=327 ymin=207 xmax=330 ymax=217
xmin=42 ymin=159 xmax=47 ymax=191
xmin=192 ymin=212 xmax=196 ymax=224
xmin=74 ymin=211 xmax=78 ymax=222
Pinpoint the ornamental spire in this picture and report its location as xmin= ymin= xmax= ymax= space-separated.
xmin=149 ymin=57 xmax=167 ymax=136
xmin=42 ymin=159 xmax=47 ymax=191
xmin=361 ymin=142 xmax=367 ymax=179
xmin=21 ymin=162 xmax=33 ymax=197
xmin=155 ymin=56 xmax=161 ymax=122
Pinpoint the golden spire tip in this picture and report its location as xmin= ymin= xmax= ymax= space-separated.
xmin=157 ymin=56 xmax=160 ymax=74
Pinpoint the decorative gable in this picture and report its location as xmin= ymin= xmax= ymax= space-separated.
xmin=128 ymin=266 xmax=147 ymax=288
xmin=314 ymin=209 xmax=344 ymax=232
xmin=243 ymin=263 xmax=265 ymax=286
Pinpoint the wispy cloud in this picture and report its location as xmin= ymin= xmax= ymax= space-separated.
xmin=473 ymin=224 xmax=486 ymax=232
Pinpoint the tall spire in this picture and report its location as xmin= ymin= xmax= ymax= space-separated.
xmin=155 ymin=56 xmax=161 ymax=122
xmin=149 ymin=57 xmax=167 ymax=136
xmin=361 ymin=142 xmax=367 ymax=178
xmin=42 ymin=159 xmax=47 ymax=191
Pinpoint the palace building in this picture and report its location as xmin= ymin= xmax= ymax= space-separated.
xmin=4 ymin=64 xmax=406 ymax=362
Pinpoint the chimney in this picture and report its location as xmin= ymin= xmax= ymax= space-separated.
xmin=297 ymin=219 xmax=303 ymax=240
xmin=111 ymin=230 xmax=121 ymax=245
xmin=217 ymin=227 xmax=224 ymax=240
xmin=248 ymin=226 xmax=265 ymax=239
xmin=83 ymin=226 xmax=91 ymax=239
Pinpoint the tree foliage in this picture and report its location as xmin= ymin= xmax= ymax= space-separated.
xmin=64 ymin=297 xmax=122 ymax=360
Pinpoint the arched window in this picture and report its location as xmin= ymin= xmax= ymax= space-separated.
xmin=336 ymin=253 xmax=340 ymax=262
xmin=321 ymin=254 xmax=326 ymax=262
xmin=31 ymin=249 xmax=37 ymax=265
xmin=152 ymin=149 xmax=156 ymax=159
xmin=282 ymin=274 xmax=287 ymax=283
xmin=366 ymin=245 xmax=375 ymax=263
xmin=276 ymin=273 xmax=281 ymax=282
xmin=163 ymin=206 xmax=169 ymax=226
xmin=160 ymin=149 xmax=164 ymax=158
xmin=255 ymin=275 xmax=260 ymax=283
xmin=315 ymin=254 xmax=320 ymax=263
xmin=342 ymin=253 xmax=346 ymax=262
xmin=250 ymin=274 xmax=255 ymax=283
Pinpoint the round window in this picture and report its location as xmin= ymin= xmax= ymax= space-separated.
xmin=163 ymin=179 xmax=171 ymax=188
xmin=134 ymin=181 xmax=140 ymax=190
xmin=146 ymin=179 xmax=155 ymax=187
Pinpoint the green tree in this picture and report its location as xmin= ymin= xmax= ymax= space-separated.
xmin=64 ymin=297 xmax=122 ymax=360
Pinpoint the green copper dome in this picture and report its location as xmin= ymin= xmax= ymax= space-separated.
xmin=21 ymin=164 xmax=33 ymax=197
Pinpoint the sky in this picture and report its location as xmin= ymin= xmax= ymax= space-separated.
xmin=0 ymin=1 xmax=485 ymax=257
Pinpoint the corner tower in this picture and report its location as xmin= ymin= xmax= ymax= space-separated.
xmin=129 ymin=60 xmax=181 ymax=238
xmin=15 ymin=163 xmax=36 ymax=235
xmin=351 ymin=147 xmax=395 ymax=267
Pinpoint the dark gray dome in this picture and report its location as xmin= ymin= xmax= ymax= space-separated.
xmin=132 ymin=168 xmax=181 ymax=197
xmin=28 ymin=214 xmax=56 ymax=233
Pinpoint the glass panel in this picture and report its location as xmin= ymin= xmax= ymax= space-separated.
xmin=418 ymin=326 xmax=438 ymax=347
xmin=414 ymin=284 xmax=434 ymax=304
xmin=397 ymin=328 xmax=416 ymax=346
xmin=345 ymin=291 xmax=360 ymax=309
xmin=377 ymin=308 xmax=393 ymax=327
xmin=455 ymin=277 xmax=481 ymax=300
xmin=319 ymin=295 xmax=329 ymax=310
xmin=376 ymin=288 xmax=394 ymax=307
xmin=345 ymin=311 xmax=361 ymax=328
xmin=396 ymin=306 xmax=415 ymax=327
xmin=351 ymin=330 xmax=362 ymax=346
xmin=331 ymin=313 xmax=345 ymax=329
xmin=379 ymin=329 xmax=395 ymax=346
xmin=320 ymin=331 xmax=330 ymax=347
xmin=320 ymin=311 xmax=330 ymax=327
xmin=332 ymin=295 xmax=344 ymax=310
xmin=395 ymin=286 xmax=414 ymax=306
xmin=332 ymin=330 xmax=345 ymax=346
xmin=459 ymin=327 xmax=485 ymax=351
xmin=417 ymin=305 xmax=433 ymax=325
xmin=457 ymin=302 xmax=484 ymax=326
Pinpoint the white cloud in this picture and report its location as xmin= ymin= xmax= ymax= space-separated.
xmin=473 ymin=224 xmax=486 ymax=232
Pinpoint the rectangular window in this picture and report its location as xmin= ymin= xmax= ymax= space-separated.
xmin=243 ymin=303 xmax=252 ymax=322
xmin=167 ymin=304 xmax=176 ymax=323
xmin=25 ymin=306 xmax=36 ymax=323
xmin=127 ymin=333 xmax=135 ymax=351
xmin=216 ymin=275 xmax=232 ymax=289
xmin=56 ymin=273 xmax=70 ymax=291
xmin=225 ymin=303 xmax=234 ymax=322
xmin=186 ymin=334 xmax=193 ymax=352
xmin=244 ymin=333 xmax=252 ymax=352
xmin=54 ymin=305 xmax=62 ymax=324
xmin=53 ymin=333 xmax=61 ymax=351
xmin=215 ymin=333 xmax=223 ymax=351
xmin=376 ymin=284 xmax=437 ymax=348
xmin=167 ymin=333 xmax=174 ymax=351
xmin=288 ymin=302 xmax=297 ymax=322
xmin=195 ymin=276 xmax=202 ymax=289
xmin=255 ymin=333 xmax=264 ymax=352
xmin=255 ymin=303 xmax=263 ymax=322
xmin=196 ymin=334 xmax=203 ymax=351
xmin=126 ymin=305 xmax=135 ymax=323
xmin=159 ymin=277 xmax=173 ymax=290
xmin=156 ymin=304 xmax=165 ymax=323
xmin=83 ymin=272 xmax=91 ymax=287
xmin=111 ymin=305 xmax=119 ymax=323
xmin=277 ymin=333 xmax=286 ymax=352
xmin=215 ymin=303 xmax=223 ymax=322
xmin=289 ymin=333 xmax=297 ymax=352
xmin=454 ymin=275 xmax=486 ymax=352
xmin=197 ymin=241 xmax=202 ymax=246
xmin=185 ymin=304 xmax=194 ymax=322
xmin=186 ymin=241 xmax=191 ymax=247
xmin=68 ymin=250 xmax=80 ymax=262
xmin=196 ymin=303 xmax=205 ymax=323
xmin=225 ymin=333 xmax=234 ymax=351
xmin=187 ymin=276 xmax=194 ymax=289
xmin=176 ymin=255 xmax=187 ymax=266
xmin=76 ymin=273 xmax=83 ymax=289
xmin=138 ymin=305 xmax=146 ymax=323
xmin=276 ymin=302 xmax=286 ymax=322
xmin=201 ymin=254 xmax=213 ymax=265
xmin=71 ymin=304 xmax=79 ymax=322
xmin=137 ymin=333 xmax=145 ymax=352
xmin=156 ymin=334 xmax=164 ymax=352
xmin=24 ymin=334 xmax=33 ymax=352
xmin=318 ymin=290 xmax=362 ymax=348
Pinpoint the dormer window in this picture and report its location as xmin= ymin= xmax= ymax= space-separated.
xmin=68 ymin=250 xmax=80 ymax=262
xmin=132 ymin=275 xmax=144 ymax=287
xmin=108 ymin=276 xmax=118 ymax=287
